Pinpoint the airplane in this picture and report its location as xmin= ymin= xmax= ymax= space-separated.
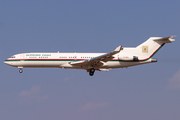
xmin=4 ymin=36 xmax=175 ymax=76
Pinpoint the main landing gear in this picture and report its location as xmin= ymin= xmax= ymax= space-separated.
xmin=89 ymin=68 xmax=95 ymax=76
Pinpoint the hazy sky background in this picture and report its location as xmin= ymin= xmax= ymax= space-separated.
xmin=0 ymin=0 xmax=180 ymax=120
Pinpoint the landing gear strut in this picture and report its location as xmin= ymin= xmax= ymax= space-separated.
xmin=19 ymin=69 xmax=23 ymax=73
xmin=89 ymin=68 xmax=95 ymax=76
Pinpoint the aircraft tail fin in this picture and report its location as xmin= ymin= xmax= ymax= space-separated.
xmin=120 ymin=36 xmax=175 ymax=60
xmin=135 ymin=36 xmax=175 ymax=58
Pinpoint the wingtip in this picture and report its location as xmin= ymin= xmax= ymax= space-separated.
xmin=169 ymin=36 xmax=176 ymax=42
xmin=114 ymin=46 xmax=122 ymax=52
xmin=170 ymin=35 xmax=176 ymax=38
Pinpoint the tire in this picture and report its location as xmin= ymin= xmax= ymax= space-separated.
xmin=89 ymin=72 xmax=94 ymax=76
xmin=89 ymin=68 xmax=95 ymax=76
xmin=19 ymin=69 xmax=23 ymax=73
xmin=90 ymin=68 xmax=95 ymax=73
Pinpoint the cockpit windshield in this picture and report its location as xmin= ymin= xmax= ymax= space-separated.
xmin=11 ymin=56 xmax=16 ymax=58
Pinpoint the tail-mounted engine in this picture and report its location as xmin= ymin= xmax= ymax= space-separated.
xmin=118 ymin=55 xmax=138 ymax=61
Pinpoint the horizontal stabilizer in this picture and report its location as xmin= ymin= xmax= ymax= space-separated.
xmin=154 ymin=36 xmax=175 ymax=43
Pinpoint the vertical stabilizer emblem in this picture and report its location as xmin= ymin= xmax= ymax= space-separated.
xmin=142 ymin=46 xmax=148 ymax=53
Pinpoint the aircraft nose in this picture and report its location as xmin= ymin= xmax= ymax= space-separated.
xmin=4 ymin=59 xmax=11 ymax=65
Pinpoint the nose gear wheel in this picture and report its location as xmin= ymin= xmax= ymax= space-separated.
xmin=19 ymin=69 xmax=23 ymax=73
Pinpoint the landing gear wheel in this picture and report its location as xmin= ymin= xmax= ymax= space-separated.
xmin=89 ymin=68 xmax=95 ymax=76
xmin=19 ymin=69 xmax=23 ymax=73
xmin=89 ymin=72 xmax=94 ymax=76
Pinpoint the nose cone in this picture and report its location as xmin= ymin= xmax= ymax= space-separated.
xmin=4 ymin=59 xmax=12 ymax=66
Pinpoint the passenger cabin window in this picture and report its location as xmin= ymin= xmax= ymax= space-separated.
xmin=11 ymin=56 xmax=15 ymax=58
xmin=39 ymin=57 xmax=48 ymax=58
xmin=59 ymin=56 xmax=67 ymax=58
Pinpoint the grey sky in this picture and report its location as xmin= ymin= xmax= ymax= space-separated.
xmin=1 ymin=0 xmax=180 ymax=120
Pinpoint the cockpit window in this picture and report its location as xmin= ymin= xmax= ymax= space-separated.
xmin=11 ymin=56 xmax=16 ymax=58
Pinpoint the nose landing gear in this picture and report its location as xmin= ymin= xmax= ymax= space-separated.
xmin=19 ymin=69 xmax=23 ymax=73
xmin=89 ymin=68 xmax=95 ymax=76
xmin=18 ymin=67 xmax=23 ymax=73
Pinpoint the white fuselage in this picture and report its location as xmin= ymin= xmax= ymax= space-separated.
xmin=4 ymin=51 xmax=155 ymax=70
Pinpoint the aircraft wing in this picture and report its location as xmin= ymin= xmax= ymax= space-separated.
xmin=70 ymin=46 xmax=122 ymax=66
